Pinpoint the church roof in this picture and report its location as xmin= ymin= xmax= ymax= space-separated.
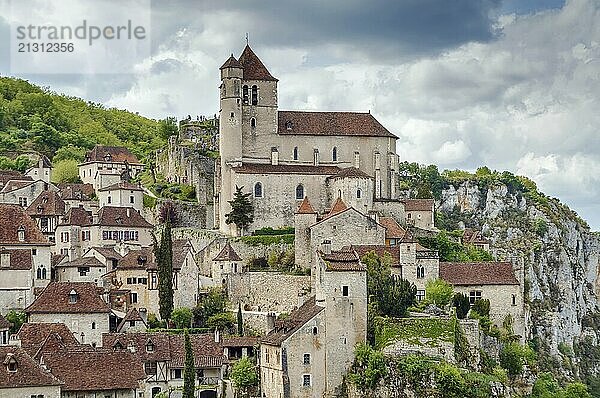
xmin=297 ymin=197 xmax=316 ymax=214
xmin=233 ymin=163 xmax=340 ymax=175
xmin=327 ymin=197 xmax=347 ymax=218
xmin=220 ymin=54 xmax=242 ymax=69
xmin=278 ymin=111 xmax=396 ymax=138
xmin=213 ymin=242 xmax=242 ymax=262
xmin=238 ymin=45 xmax=278 ymax=81
xmin=328 ymin=167 xmax=372 ymax=180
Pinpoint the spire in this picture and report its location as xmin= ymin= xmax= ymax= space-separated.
xmin=238 ymin=45 xmax=278 ymax=81
xmin=220 ymin=54 xmax=242 ymax=70
xmin=327 ymin=197 xmax=348 ymax=218
xmin=297 ymin=197 xmax=316 ymax=214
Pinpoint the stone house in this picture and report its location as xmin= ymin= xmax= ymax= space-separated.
xmin=460 ymin=228 xmax=491 ymax=251
xmin=403 ymin=199 xmax=435 ymax=230
xmin=57 ymin=183 xmax=97 ymax=212
xmin=294 ymin=197 xmax=386 ymax=270
xmin=25 ymin=282 xmax=111 ymax=348
xmin=222 ymin=336 xmax=258 ymax=361
xmin=212 ymin=241 xmax=243 ymax=286
xmin=78 ymin=145 xmax=144 ymax=191
xmin=0 ymin=179 xmax=58 ymax=209
xmin=54 ymin=256 xmax=106 ymax=285
xmin=216 ymin=45 xmax=400 ymax=235
xmin=260 ymin=249 xmax=367 ymax=398
xmin=97 ymin=181 xmax=144 ymax=213
xmin=0 ymin=204 xmax=52 ymax=310
xmin=0 ymin=170 xmax=32 ymax=192
xmin=53 ymin=206 xmax=93 ymax=259
xmin=25 ymin=154 xmax=52 ymax=184
xmin=0 ymin=346 xmax=62 ymax=398
xmin=439 ymin=261 xmax=525 ymax=337
xmin=82 ymin=246 xmax=122 ymax=273
xmin=116 ymin=308 xmax=148 ymax=333
xmin=103 ymin=332 xmax=227 ymax=398
xmin=26 ymin=191 xmax=66 ymax=243
xmin=0 ymin=314 xmax=10 ymax=346
xmin=378 ymin=216 xmax=411 ymax=247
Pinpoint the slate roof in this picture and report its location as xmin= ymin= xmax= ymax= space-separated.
xmin=16 ymin=323 xmax=79 ymax=357
xmin=220 ymin=54 xmax=242 ymax=69
xmin=83 ymin=145 xmax=141 ymax=164
xmin=278 ymin=111 xmax=396 ymax=138
xmin=403 ymin=199 xmax=434 ymax=212
xmin=233 ymin=163 xmax=340 ymax=175
xmin=25 ymin=282 xmax=111 ymax=314
xmin=261 ymin=296 xmax=324 ymax=345
xmin=328 ymin=167 xmax=372 ymax=180
xmin=238 ymin=45 xmax=278 ymax=81
xmin=379 ymin=217 xmax=412 ymax=240
xmin=0 ymin=249 xmax=33 ymax=270
xmin=26 ymin=191 xmax=66 ymax=217
xmin=97 ymin=206 xmax=152 ymax=228
xmin=439 ymin=262 xmax=519 ymax=286
xmin=0 ymin=346 xmax=62 ymax=388
xmin=296 ymin=197 xmax=317 ymax=214
xmin=213 ymin=242 xmax=242 ymax=262
xmin=58 ymin=206 xmax=92 ymax=226
xmin=0 ymin=204 xmax=48 ymax=245
xmin=319 ymin=250 xmax=365 ymax=272
xmin=97 ymin=181 xmax=143 ymax=192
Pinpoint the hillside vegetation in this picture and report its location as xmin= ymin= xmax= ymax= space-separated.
xmin=0 ymin=77 xmax=175 ymax=172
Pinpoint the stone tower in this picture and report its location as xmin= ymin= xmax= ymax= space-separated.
xmin=294 ymin=197 xmax=318 ymax=270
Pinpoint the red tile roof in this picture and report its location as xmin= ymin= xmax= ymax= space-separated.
xmin=261 ymin=296 xmax=324 ymax=345
xmin=379 ymin=217 xmax=411 ymax=240
xmin=59 ymin=206 xmax=92 ymax=226
xmin=0 ymin=249 xmax=33 ymax=270
xmin=327 ymin=197 xmax=348 ymax=218
xmin=439 ymin=262 xmax=519 ymax=286
xmin=0 ymin=346 xmax=62 ymax=388
xmin=117 ymin=308 xmax=147 ymax=332
xmin=278 ymin=111 xmax=396 ymax=138
xmin=97 ymin=181 xmax=143 ymax=192
xmin=238 ymin=45 xmax=278 ymax=81
xmin=233 ymin=163 xmax=340 ymax=175
xmin=0 ymin=204 xmax=48 ymax=245
xmin=83 ymin=145 xmax=141 ymax=164
xmin=403 ymin=199 xmax=434 ymax=212
xmin=296 ymin=197 xmax=317 ymax=214
xmin=220 ymin=54 xmax=242 ymax=69
xmin=26 ymin=191 xmax=66 ymax=217
xmin=17 ymin=323 xmax=80 ymax=357
xmin=25 ymin=282 xmax=111 ymax=314
xmin=117 ymin=247 xmax=155 ymax=270
xmin=319 ymin=250 xmax=365 ymax=272
xmin=213 ymin=242 xmax=242 ymax=262
xmin=97 ymin=206 xmax=152 ymax=228
xmin=349 ymin=245 xmax=400 ymax=266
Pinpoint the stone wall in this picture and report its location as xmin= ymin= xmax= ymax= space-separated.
xmin=144 ymin=200 xmax=211 ymax=229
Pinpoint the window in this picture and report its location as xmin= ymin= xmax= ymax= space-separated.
xmin=312 ymin=327 xmax=318 ymax=335
xmin=303 ymin=374 xmax=311 ymax=387
xmin=230 ymin=112 xmax=234 ymax=118
xmin=18 ymin=197 xmax=28 ymax=207
xmin=17 ymin=226 xmax=25 ymax=242
xmin=174 ymin=369 xmax=182 ymax=379
xmin=332 ymin=147 xmax=337 ymax=162
xmin=254 ymin=182 xmax=263 ymax=198
xmin=146 ymin=341 xmax=155 ymax=352
xmin=251 ymin=85 xmax=258 ymax=105
xmin=469 ymin=291 xmax=482 ymax=305
xmin=107 ymin=196 xmax=112 ymax=204
xmin=354 ymin=151 xmax=360 ymax=168
xmin=356 ymin=189 xmax=362 ymax=199
xmin=342 ymin=286 xmax=349 ymax=297
xmin=242 ymin=85 xmax=249 ymax=104
xmin=78 ymin=267 xmax=89 ymax=277
xmin=81 ymin=230 xmax=90 ymax=241
xmin=293 ymin=146 xmax=298 ymax=160
xmin=130 ymin=320 xmax=135 ymax=327
xmin=250 ymin=117 xmax=256 ymax=129
xmin=144 ymin=361 xmax=157 ymax=376
xmin=69 ymin=290 xmax=78 ymax=303
xmin=416 ymin=290 xmax=426 ymax=301
xmin=295 ymin=184 xmax=304 ymax=200
xmin=61 ymin=232 xmax=69 ymax=243
xmin=303 ymin=353 xmax=311 ymax=365
xmin=32 ymin=249 xmax=37 ymax=256
xmin=416 ymin=266 xmax=425 ymax=279
xmin=131 ymin=292 xmax=138 ymax=303
xmin=130 ymin=196 xmax=135 ymax=204
xmin=7 ymin=358 xmax=17 ymax=372
xmin=512 ymin=294 xmax=517 ymax=306
xmin=91 ymin=322 xmax=96 ymax=330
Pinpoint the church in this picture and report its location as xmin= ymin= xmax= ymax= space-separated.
xmin=215 ymin=45 xmax=403 ymax=235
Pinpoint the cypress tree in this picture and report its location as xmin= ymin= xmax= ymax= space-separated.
xmin=225 ymin=185 xmax=254 ymax=235
xmin=182 ymin=329 xmax=196 ymax=398
xmin=157 ymin=222 xmax=174 ymax=322
xmin=237 ymin=302 xmax=243 ymax=336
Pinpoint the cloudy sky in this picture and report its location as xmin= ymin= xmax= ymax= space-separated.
xmin=1 ymin=0 xmax=600 ymax=229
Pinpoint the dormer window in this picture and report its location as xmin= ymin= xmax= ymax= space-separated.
xmin=146 ymin=341 xmax=155 ymax=352
xmin=115 ymin=217 xmax=123 ymax=225
xmin=17 ymin=226 xmax=25 ymax=242
xmin=137 ymin=256 xmax=147 ymax=265
xmin=42 ymin=196 xmax=48 ymax=204
xmin=113 ymin=341 xmax=124 ymax=350
xmin=69 ymin=289 xmax=78 ymax=304
xmin=286 ymin=121 xmax=293 ymax=131
xmin=5 ymin=356 xmax=17 ymax=372
xmin=37 ymin=205 xmax=43 ymax=214
xmin=104 ymin=153 xmax=112 ymax=162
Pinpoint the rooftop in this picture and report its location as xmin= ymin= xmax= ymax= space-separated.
xmin=403 ymin=199 xmax=435 ymax=212
xmin=213 ymin=242 xmax=242 ymax=262
xmin=238 ymin=45 xmax=278 ymax=81
xmin=26 ymin=191 xmax=66 ymax=217
xmin=319 ymin=250 xmax=365 ymax=272
xmin=82 ymin=145 xmax=141 ymax=164
xmin=16 ymin=323 xmax=80 ymax=357
xmin=233 ymin=163 xmax=340 ymax=175
xmin=0 ymin=346 xmax=62 ymax=389
xmin=261 ymin=296 xmax=324 ymax=345
xmin=439 ymin=262 xmax=519 ymax=286
xmin=278 ymin=111 xmax=396 ymax=138
xmin=97 ymin=181 xmax=143 ymax=192
xmin=25 ymin=282 xmax=111 ymax=314
xmin=0 ymin=204 xmax=48 ymax=245
xmin=296 ymin=197 xmax=317 ymax=214
xmin=97 ymin=206 xmax=152 ymax=228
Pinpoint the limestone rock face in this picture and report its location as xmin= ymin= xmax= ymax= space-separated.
xmin=437 ymin=181 xmax=600 ymax=377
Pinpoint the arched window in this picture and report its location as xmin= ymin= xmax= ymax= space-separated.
xmin=36 ymin=267 xmax=42 ymax=279
xmin=254 ymin=182 xmax=263 ymax=198
xmin=357 ymin=189 xmax=362 ymax=199
xmin=416 ymin=266 xmax=425 ymax=279
xmin=293 ymin=147 xmax=298 ymax=160
xmin=295 ymin=184 xmax=304 ymax=200
xmin=41 ymin=268 xmax=47 ymax=279
xmin=332 ymin=147 xmax=337 ymax=162
xmin=242 ymin=85 xmax=248 ymax=104
xmin=250 ymin=118 xmax=256 ymax=129
xmin=91 ymin=322 xmax=96 ymax=330
xmin=251 ymin=85 xmax=258 ymax=105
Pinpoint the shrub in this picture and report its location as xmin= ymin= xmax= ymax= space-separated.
xmin=425 ymin=279 xmax=454 ymax=308
xmin=499 ymin=342 xmax=536 ymax=378
xmin=471 ymin=299 xmax=490 ymax=318
xmin=453 ymin=293 xmax=470 ymax=319
xmin=171 ymin=307 xmax=193 ymax=329
xmin=534 ymin=218 xmax=549 ymax=237
xmin=206 ymin=312 xmax=235 ymax=331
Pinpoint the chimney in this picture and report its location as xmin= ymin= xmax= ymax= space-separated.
xmin=298 ymin=294 xmax=306 ymax=307
xmin=321 ymin=240 xmax=331 ymax=255
xmin=126 ymin=208 xmax=131 ymax=218
xmin=214 ymin=328 xmax=220 ymax=343
xmin=271 ymin=147 xmax=279 ymax=166
xmin=138 ymin=308 xmax=148 ymax=324
xmin=266 ymin=312 xmax=276 ymax=333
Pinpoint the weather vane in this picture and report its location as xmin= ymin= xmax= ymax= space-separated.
xmin=245 ymin=32 xmax=249 ymax=45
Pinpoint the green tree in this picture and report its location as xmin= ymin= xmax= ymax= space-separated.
xmin=159 ymin=117 xmax=178 ymax=139
xmin=52 ymin=145 xmax=87 ymax=162
xmin=471 ymin=299 xmax=490 ymax=318
xmin=425 ymin=279 xmax=454 ymax=307
xmin=171 ymin=307 xmax=193 ymax=329
xmin=453 ymin=293 xmax=470 ymax=319
xmin=230 ymin=356 xmax=258 ymax=398
xmin=182 ymin=329 xmax=196 ymax=398
xmin=237 ymin=302 xmax=244 ymax=336
xmin=207 ymin=312 xmax=235 ymax=331
xmin=51 ymin=159 xmax=81 ymax=183
xmin=562 ymin=382 xmax=592 ymax=398
xmin=225 ymin=185 xmax=254 ymax=235
xmin=156 ymin=224 xmax=174 ymax=322
xmin=5 ymin=310 xmax=26 ymax=334
xmin=499 ymin=342 xmax=536 ymax=378
xmin=193 ymin=288 xmax=228 ymax=327
xmin=347 ymin=343 xmax=387 ymax=397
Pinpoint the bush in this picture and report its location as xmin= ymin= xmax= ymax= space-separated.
xmin=231 ymin=356 xmax=259 ymax=396
xmin=51 ymin=159 xmax=81 ymax=183
xmin=471 ymin=299 xmax=490 ymax=318
xmin=534 ymin=218 xmax=549 ymax=237
xmin=147 ymin=313 xmax=166 ymax=329
xmin=171 ymin=307 xmax=193 ymax=329
xmin=453 ymin=293 xmax=470 ymax=319
xmin=206 ymin=312 xmax=235 ymax=331
xmin=252 ymin=226 xmax=294 ymax=236
xmin=5 ymin=310 xmax=26 ymax=334
xmin=499 ymin=342 xmax=536 ymax=378
xmin=425 ymin=279 xmax=454 ymax=308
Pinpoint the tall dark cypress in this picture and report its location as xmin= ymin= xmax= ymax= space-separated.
xmin=157 ymin=222 xmax=174 ymax=322
xmin=183 ymin=329 xmax=196 ymax=398
xmin=237 ymin=302 xmax=244 ymax=336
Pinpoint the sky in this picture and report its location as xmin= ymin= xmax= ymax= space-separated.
xmin=1 ymin=0 xmax=600 ymax=229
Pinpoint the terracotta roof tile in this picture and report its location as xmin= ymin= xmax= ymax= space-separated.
xmin=117 ymin=248 xmax=155 ymax=270
xmin=88 ymin=247 xmax=122 ymax=260
xmin=278 ymin=111 xmax=396 ymax=138
xmin=261 ymin=297 xmax=324 ymax=345
xmin=213 ymin=242 xmax=242 ymax=262
xmin=320 ymin=250 xmax=365 ymax=272
xmin=403 ymin=199 xmax=434 ymax=212
xmin=116 ymin=308 xmax=147 ymax=332
xmin=439 ymin=262 xmax=519 ymax=286
xmin=0 ymin=248 xmax=33 ymax=270
xmin=17 ymin=323 xmax=79 ymax=357
xmin=51 ymin=254 xmax=67 ymax=267
xmin=349 ymin=245 xmax=400 ymax=266
xmin=327 ymin=197 xmax=347 ymax=218
xmin=97 ymin=181 xmax=143 ymax=192
xmin=97 ymin=206 xmax=152 ymax=228
xmin=0 ymin=346 xmax=62 ymax=388
xmin=59 ymin=207 xmax=92 ymax=226
xmin=233 ymin=163 xmax=340 ymax=175
xmin=25 ymin=282 xmax=111 ymax=314
xmin=220 ymin=54 xmax=242 ymax=69
xmin=238 ymin=45 xmax=277 ymax=81
xmin=379 ymin=217 xmax=410 ymax=240
xmin=83 ymin=145 xmax=141 ymax=164
xmin=0 ymin=204 xmax=48 ymax=245
xmin=26 ymin=191 xmax=66 ymax=217
xmin=297 ymin=197 xmax=316 ymax=214
xmin=1 ymin=179 xmax=34 ymax=193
